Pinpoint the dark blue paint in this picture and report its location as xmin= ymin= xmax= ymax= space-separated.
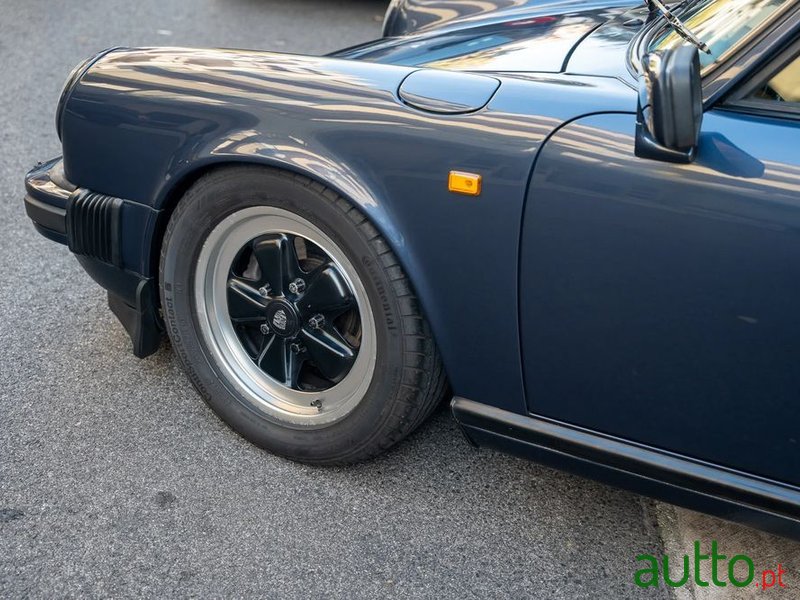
xmin=398 ymin=70 xmax=500 ymax=113
xmin=345 ymin=2 xmax=638 ymax=73
xmin=382 ymin=0 xmax=637 ymax=38
xmin=521 ymin=110 xmax=800 ymax=485
xmin=24 ymin=0 xmax=800 ymax=536
xmin=565 ymin=5 xmax=645 ymax=82
xmin=61 ymin=46 xmax=634 ymax=414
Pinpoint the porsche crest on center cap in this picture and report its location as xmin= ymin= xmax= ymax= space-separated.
xmin=272 ymin=309 xmax=288 ymax=331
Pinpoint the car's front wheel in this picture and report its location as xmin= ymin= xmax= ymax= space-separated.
xmin=160 ymin=166 xmax=446 ymax=463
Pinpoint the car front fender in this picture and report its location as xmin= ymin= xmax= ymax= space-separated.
xmin=59 ymin=47 xmax=633 ymax=413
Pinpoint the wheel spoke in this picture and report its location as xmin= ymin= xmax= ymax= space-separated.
xmin=251 ymin=234 xmax=302 ymax=295
xmin=299 ymin=264 xmax=355 ymax=317
xmin=227 ymin=277 xmax=267 ymax=322
xmin=300 ymin=326 xmax=356 ymax=383
xmin=257 ymin=334 xmax=280 ymax=374
xmin=258 ymin=336 xmax=303 ymax=388
xmin=226 ymin=232 xmax=361 ymax=392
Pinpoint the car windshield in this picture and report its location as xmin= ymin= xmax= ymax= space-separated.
xmin=649 ymin=0 xmax=790 ymax=69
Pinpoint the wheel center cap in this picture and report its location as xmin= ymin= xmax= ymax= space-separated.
xmin=265 ymin=300 xmax=300 ymax=338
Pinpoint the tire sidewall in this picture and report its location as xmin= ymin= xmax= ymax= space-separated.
xmin=161 ymin=168 xmax=406 ymax=461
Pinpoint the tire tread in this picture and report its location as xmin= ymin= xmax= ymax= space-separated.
xmin=160 ymin=165 xmax=448 ymax=465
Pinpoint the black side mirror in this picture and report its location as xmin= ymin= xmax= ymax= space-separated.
xmin=635 ymin=45 xmax=703 ymax=163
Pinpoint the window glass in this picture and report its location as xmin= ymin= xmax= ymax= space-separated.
xmin=752 ymin=54 xmax=800 ymax=102
xmin=649 ymin=0 xmax=788 ymax=69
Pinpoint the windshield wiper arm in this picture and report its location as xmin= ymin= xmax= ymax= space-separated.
xmin=647 ymin=0 xmax=712 ymax=54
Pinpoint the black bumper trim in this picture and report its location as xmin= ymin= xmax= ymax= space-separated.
xmin=25 ymin=193 xmax=67 ymax=235
xmin=25 ymin=157 xmax=162 ymax=358
xmin=24 ymin=157 xmax=73 ymax=236
xmin=452 ymin=397 xmax=800 ymax=540
xmin=76 ymin=256 xmax=162 ymax=358
xmin=67 ymin=189 xmax=124 ymax=267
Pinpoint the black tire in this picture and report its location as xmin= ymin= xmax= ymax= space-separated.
xmin=159 ymin=166 xmax=447 ymax=464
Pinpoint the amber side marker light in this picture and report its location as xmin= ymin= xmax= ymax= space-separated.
xmin=448 ymin=171 xmax=482 ymax=196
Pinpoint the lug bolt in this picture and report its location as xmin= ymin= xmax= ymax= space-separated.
xmin=258 ymin=285 xmax=271 ymax=298
xmin=288 ymin=278 xmax=306 ymax=295
xmin=260 ymin=323 xmax=270 ymax=335
xmin=290 ymin=342 xmax=305 ymax=354
xmin=308 ymin=314 xmax=325 ymax=330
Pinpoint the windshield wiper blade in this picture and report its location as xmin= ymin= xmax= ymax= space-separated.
xmin=648 ymin=0 xmax=712 ymax=54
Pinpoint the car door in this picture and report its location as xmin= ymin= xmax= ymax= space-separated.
xmin=519 ymin=41 xmax=800 ymax=485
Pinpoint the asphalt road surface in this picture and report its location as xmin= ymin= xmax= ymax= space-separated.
xmin=1 ymin=1 xmax=798 ymax=598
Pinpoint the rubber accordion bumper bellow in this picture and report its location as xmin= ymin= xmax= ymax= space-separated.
xmin=24 ymin=157 xmax=162 ymax=358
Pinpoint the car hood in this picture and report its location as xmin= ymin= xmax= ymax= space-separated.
xmin=335 ymin=0 xmax=641 ymax=74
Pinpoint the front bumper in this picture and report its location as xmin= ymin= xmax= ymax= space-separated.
xmin=24 ymin=158 xmax=75 ymax=244
xmin=24 ymin=158 xmax=162 ymax=358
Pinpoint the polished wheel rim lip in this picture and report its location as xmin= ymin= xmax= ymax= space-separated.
xmin=195 ymin=206 xmax=377 ymax=428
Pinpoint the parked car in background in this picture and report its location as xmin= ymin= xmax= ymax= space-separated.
xmin=25 ymin=0 xmax=800 ymax=538
xmin=383 ymin=0 xmax=540 ymax=37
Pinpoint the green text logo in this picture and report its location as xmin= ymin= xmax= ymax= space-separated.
xmin=635 ymin=541 xmax=787 ymax=590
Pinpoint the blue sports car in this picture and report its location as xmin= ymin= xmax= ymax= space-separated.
xmin=24 ymin=0 xmax=800 ymax=538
